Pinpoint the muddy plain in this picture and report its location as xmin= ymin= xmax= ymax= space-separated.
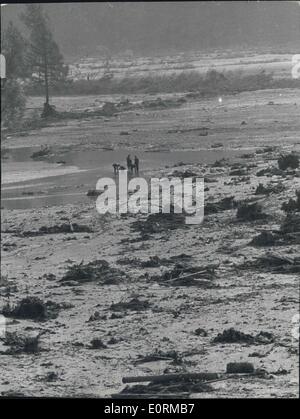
xmin=1 ymin=84 xmax=300 ymax=398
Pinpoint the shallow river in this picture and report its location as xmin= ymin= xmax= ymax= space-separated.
xmin=1 ymin=146 xmax=245 ymax=210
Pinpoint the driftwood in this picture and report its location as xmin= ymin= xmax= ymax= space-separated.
xmin=119 ymin=373 xmax=258 ymax=398
xmin=122 ymin=372 xmax=219 ymax=384
xmin=111 ymin=393 xmax=190 ymax=399
xmin=163 ymin=265 xmax=218 ymax=283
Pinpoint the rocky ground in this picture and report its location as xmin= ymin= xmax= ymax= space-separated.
xmin=1 ymin=87 xmax=299 ymax=398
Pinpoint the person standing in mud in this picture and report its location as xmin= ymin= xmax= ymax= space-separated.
xmin=126 ymin=155 xmax=132 ymax=174
xmin=134 ymin=155 xmax=139 ymax=174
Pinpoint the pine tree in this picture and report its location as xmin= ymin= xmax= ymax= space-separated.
xmin=1 ymin=21 xmax=29 ymax=79
xmin=21 ymin=4 xmax=68 ymax=115
xmin=1 ymin=22 xmax=27 ymax=129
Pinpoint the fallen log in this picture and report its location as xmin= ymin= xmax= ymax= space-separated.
xmin=122 ymin=372 xmax=219 ymax=384
xmin=111 ymin=393 xmax=190 ymax=399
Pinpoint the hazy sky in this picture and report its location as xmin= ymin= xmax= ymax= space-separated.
xmin=2 ymin=2 xmax=300 ymax=57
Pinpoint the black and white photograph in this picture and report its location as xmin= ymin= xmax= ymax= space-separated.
xmin=1 ymin=1 xmax=299 ymax=400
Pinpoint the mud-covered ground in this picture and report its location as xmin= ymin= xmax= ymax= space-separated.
xmin=1 ymin=87 xmax=299 ymax=398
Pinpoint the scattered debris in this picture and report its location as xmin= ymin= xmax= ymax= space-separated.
xmin=144 ymin=254 xmax=192 ymax=267
xmin=142 ymin=97 xmax=185 ymax=109
xmin=212 ymin=158 xmax=229 ymax=167
xmin=240 ymin=252 xmax=300 ymax=274
xmin=116 ymin=257 xmax=142 ymax=267
xmin=1 ymin=297 xmax=61 ymax=321
xmin=256 ymin=166 xmax=283 ymax=177
xmin=152 ymin=263 xmax=217 ymax=287
xmin=42 ymin=273 xmax=57 ymax=281
xmin=116 ymin=380 xmax=213 ymax=398
xmin=135 ymin=349 xmax=182 ymax=364
xmin=250 ymin=212 xmax=300 ymax=246
xmin=194 ymin=328 xmax=208 ymax=337
xmin=43 ymin=372 xmax=60 ymax=382
xmin=101 ymin=102 xmax=118 ymax=116
xmin=168 ymin=127 xmax=208 ymax=135
xmin=277 ymin=153 xmax=299 ymax=170
xmin=88 ymin=311 xmax=106 ymax=322
xmin=205 ymin=196 xmax=236 ymax=215
xmin=250 ymin=231 xmax=277 ymax=247
xmin=271 ymin=368 xmax=289 ymax=376
xmin=89 ymin=338 xmax=107 ymax=349
xmin=211 ymin=142 xmax=223 ymax=148
xmin=236 ymin=201 xmax=267 ymax=221
xmin=213 ymin=328 xmax=254 ymax=344
xmin=230 ymin=168 xmax=248 ymax=176
xmin=87 ymin=189 xmax=102 ymax=197
xmin=255 ymin=182 xmax=285 ymax=195
xmin=256 ymin=146 xmax=277 ymax=154
xmin=240 ymin=153 xmax=255 ymax=159
xmin=110 ymin=298 xmax=151 ymax=312
xmin=140 ymin=256 xmax=164 ymax=268
xmin=60 ymin=260 xmax=125 ymax=285
xmin=281 ymin=190 xmax=300 ymax=213
xmin=213 ymin=328 xmax=274 ymax=344
xmin=1 ymin=331 xmax=44 ymax=354
xmin=21 ymin=223 xmax=93 ymax=236
xmin=0 ymin=391 xmax=27 ymax=397
xmin=117 ymin=254 xmax=192 ymax=268
xmin=255 ymin=331 xmax=276 ymax=344
xmin=280 ymin=213 xmax=300 ymax=233
xmin=122 ymin=372 xmax=219 ymax=384
xmin=131 ymin=211 xmax=186 ymax=236
xmin=171 ymin=169 xmax=198 ymax=178
xmin=226 ymin=362 xmax=254 ymax=374
xmin=107 ymin=336 xmax=123 ymax=345
xmin=31 ymin=146 xmax=51 ymax=160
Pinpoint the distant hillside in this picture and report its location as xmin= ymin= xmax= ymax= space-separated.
xmin=1 ymin=2 xmax=300 ymax=58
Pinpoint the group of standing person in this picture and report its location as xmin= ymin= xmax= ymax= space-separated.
xmin=112 ymin=155 xmax=139 ymax=175
xmin=127 ymin=154 xmax=139 ymax=174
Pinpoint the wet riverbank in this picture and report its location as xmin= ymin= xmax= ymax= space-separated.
xmin=2 ymin=146 xmax=247 ymax=210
